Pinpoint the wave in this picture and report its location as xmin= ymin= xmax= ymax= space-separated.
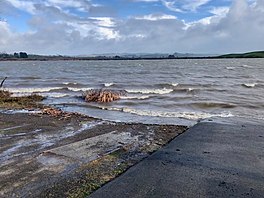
xmin=63 ymin=82 xmax=78 ymax=86
xmin=99 ymin=107 xmax=233 ymax=120
xmin=104 ymin=83 xmax=114 ymax=87
xmin=67 ymin=87 xmax=93 ymax=92
xmin=6 ymin=87 xmax=63 ymax=93
xmin=171 ymin=83 xmax=179 ymax=87
xmin=0 ymin=109 xmax=42 ymax=114
xmin=126 ymin=88 xmax=173 ymax=95
xmin=20 ymin=76 xmax=41 ymax=80
xmin=40 ymin=93 xmax=69 ymax=98
xmin=242 ymin=83 xmax=257 ymax=88
xmin=120 ymin=95 xmax=150 ymax=100
xmin=190 ymin=102 xmax=236 ymax=109
xmin=226 ymin=67 xmax=235 ymax=70
xmin=241 ymin=64 xmax=253 ymax=68
xmin=155 ymin=83 xmax=179 ymax=87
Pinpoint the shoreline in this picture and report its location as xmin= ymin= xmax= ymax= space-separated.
xmin=0 ymin=110 xmax=187 ymax=197
xmin=1 ymin=57 xmax=263 ymax=62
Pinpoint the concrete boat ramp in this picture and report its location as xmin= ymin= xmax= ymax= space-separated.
xmin=89 ymin=119 xmax=264 ymax=198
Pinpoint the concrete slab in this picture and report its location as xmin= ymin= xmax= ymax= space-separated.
xmin=89 ymin=121 xmax=264 ymax=198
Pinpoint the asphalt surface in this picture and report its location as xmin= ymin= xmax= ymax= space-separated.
xmin=89 ymin=121 xmax=264 ymax=198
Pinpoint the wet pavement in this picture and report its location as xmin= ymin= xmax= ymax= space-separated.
xmin=89 ymin=120 xmax=264 ymax=198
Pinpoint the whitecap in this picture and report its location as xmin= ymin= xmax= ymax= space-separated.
xmin=63 ymin=82 xmax=78 ymax=85
xmin=0 ymin=109 xmax=42 ymax=114
xmin=241 ymin=64 xmax=253 ymax=68
xmin=104 ymin=83 xmax=114 ymax=87
xmin=126 ymin=88 xmax=173 ymax=95
xmin=68 ymin=87 xmax=93 ymax=92
xmin=99 ymin=107 xmax=233 ymax=120
xmin=242 ymin=83 xmax=257 ymax=88
xmin=6 ymin=87 xmax=63 ymax=94
xmin=120 ymin=95 xmax=150 ymax=100
xmin=226 ymin=67 xmax=235 ymax=70
xmin=171 ymin=83 xmax=179 ymax=87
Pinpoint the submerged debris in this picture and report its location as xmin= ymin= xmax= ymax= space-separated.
xmin=83 ymin=89 xmax=127 ymax=103
xmin=0 ymin=77 xmax=7 ymax=88
xmin=41 ymin=107 xmax=76 ymax=119
xmin=42 ymin=107 xmax=64 ymax=117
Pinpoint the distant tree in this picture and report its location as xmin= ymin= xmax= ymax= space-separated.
xmin=168 ymin=55 xmax=175 ymax=59
xmin=0 ymin=53 xmax=11 ymax=58
xmin=19 ymin=52 xmax=28 ymax=58
xmin=14 ymin=52 xmax=19 ymax=58
xmin=114 ymin=55 xmax=121 ymax=59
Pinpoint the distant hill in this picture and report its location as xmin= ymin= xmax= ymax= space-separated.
xmin=218 ymin=51 xmax=264 ymax=58
xmin=1 ymin=51 xmax=263 ymax=61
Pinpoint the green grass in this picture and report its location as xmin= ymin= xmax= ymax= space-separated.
xmin=218 ymin=51 xmax=264 ymax=58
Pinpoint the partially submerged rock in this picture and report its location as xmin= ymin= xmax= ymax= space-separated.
xmin=83 ymin=89 xmax=127 ymax=103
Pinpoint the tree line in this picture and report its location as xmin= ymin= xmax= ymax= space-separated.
xmin=0 ymin=52 xmax=28 ymax=59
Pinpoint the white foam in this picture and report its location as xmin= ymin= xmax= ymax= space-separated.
xmin=126 ymin=88 xmax=173 ymax=95
xmin=0 ymin=109 xmax=42 ymax=114
xmin=171 ymin=83 xmax=179 ymax=87
xmin=242 ymin=83 xmax=257 ymax=88
xmin=100 ymin=107 xmax=233 ymax=120
xmin=67 ymin=87 xmax=93 ymax=92
xmin=104 ymin=83 xmax=114 ymax=87
xmin=242 ymin=64 xmax=253 ymax=68
xmin=63 ymin=82 xmax=78 ymax=85
xmin=6 ymin=87 xmax=63 ymax=93
xmin=41 ymin=93 xmax=69 ymax=98
xmin=120 ymin=95 xmax=150 ymax=100
xmin=226 ymin=67 xmax=235 ymax=70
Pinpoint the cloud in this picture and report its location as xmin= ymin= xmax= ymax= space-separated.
xmin=0 ymin=0 xmax=264 ymax=55
xmin=134 ymin=0 xmax=211 ymax=12
xmin=132 ymin=0 xmax=159 ymax=2
xmin=45 ymin=0 xmax=92 ymax=12
xmin=182 ymin=0 xmax=211 ymax=12
xmin=181 ymin=0 xmax=264 ymax=53
xmin=4 ymin=0 xmax=36 ymax=14
xmin=161 ymin=1 xmax=183 ymax=12
xmin=185 ymin=6 xmax=229 ymax=26
xmin=0 ymin=21 xmax=12 ymax=46
xmin=134 ymin=14 xmax=177 ymax=20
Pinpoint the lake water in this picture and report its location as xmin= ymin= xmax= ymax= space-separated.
xmin=0 ymin=59 xmax=263 ymax=126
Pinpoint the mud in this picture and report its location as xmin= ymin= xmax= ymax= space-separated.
xmin=0 ymin=112 xmax=187 ymax=197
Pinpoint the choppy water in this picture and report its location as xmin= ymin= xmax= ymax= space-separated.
xmin=0 ymin=59 xmax=263 ymax=125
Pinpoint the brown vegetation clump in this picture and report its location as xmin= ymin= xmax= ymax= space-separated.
xmin=83 ymin=89 xmax=127 ymax=103
xmin=41 ymin=107 xmax=76 ymax=119
xmin=0 ymin=89 xmax=44 ymax=109
xmin=0 ymin=90 xmax=11 ymax=98
xmin=42 ymin=107 xmax=64 ymax=116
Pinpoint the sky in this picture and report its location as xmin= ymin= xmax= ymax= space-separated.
xmin=0 ymin=0 xmax=264 ymax=55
